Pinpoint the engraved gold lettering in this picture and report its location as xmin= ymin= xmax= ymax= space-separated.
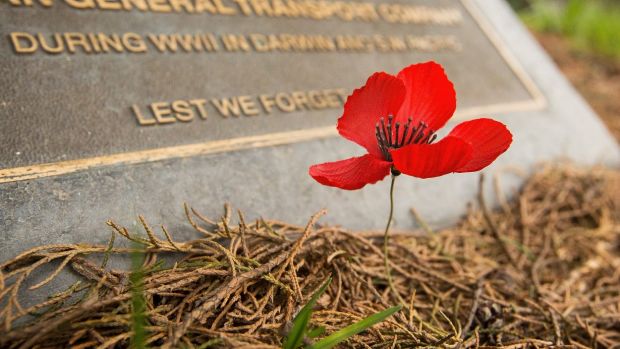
xmin=378 ymin=4 xmax=462 ymax=25
xmin=151 ymin=102 xmax=176 ymax=123
xmin=386 ymin=36 xmax=407 ymax=52
xmin=9 ymin=0 xmax=53 ymax=6
xmin=334 ymin=88 xmax=348 ymax=104
xmin=7 ymin=31 xmax=462 ymax=56
xmin=211 ymin=97 xmax=242 ymax=117
xmin=188 ymin=99 xmax=208 ymax=119
xmin=146 ymin=33 xmax=216 ymax=53
xmin=132 ymin=89 xmax=347 ymax=127
xmin=9 ymin=32 xmax=38 ymax=54
xmin=231 ymin=0 xmax=251 ymax=15
xmin=345 ymin=2 xmax=378 ymax=22
xmin=238 ymin=95 xmax=259 ymax=116
xmin=64 ymin=0 xmax=95 ymax=9
xmin=336 ymin=35 xmax=372 ymax=52
xmin=176 ymin=34 xmax=205 ymax=52
xmin=97 ymin=33 xmax=124 ymax=53
xmin=224 ymin=0 xmax=382 ymax=22
xmin=373 ymin=35 xmax=388 ymax=52
xmin=171 ymin=100 xmax=193 ymax=122
xmin=148 ymin=34 xmax=178 ymax=52
xmin=406 ymin=35 xmax=462 ymax=52
xmin=131 ymin=104 xmax=157 ymax=126
xmin=10 ymin=32 xmax=153 ymax=54
xmin=221 ymin=34 xmax=250 ymax=52
xmin=169 ymin=0 xmax=194 ymax=12
xmin=38 ymin=33 xmax=64 ymax=54
xmin=133 ymin=100 xmax=210 ymax=126
xmin=213 ymin=0 xmax=235 ymax=15
xmin=249 ymin=33 xmax=268 ymax=52
xmin=271 ymin=0 xmax=293 ymax=17
xmin=147 ymin=0 xmax=172 ymax=12
xmin=291 ymin=91 xmax=310 ymax=111
xmin=122 ymin=32 xmax=147 ymax=52
xmin=96 ymin=0 xmax=122 ymax=10
xmin=323 ymin=90 xmax=341 ymax=108
xmin=274 ymin=93 xmax=295 ymax=113
xmin=338 ymin=2 xmax=354 ymax=21
xmin=249 ymin=33 xmax=336 ymax=52
xmin=204 ymin=34 xmax=219 ymax=51
xmin=194 ymin=0 xmax=215 ymax=13
xmin=64 ymin=33 xmax=92 ymax=53
xmin=307 ymin=90 xmax=327 ymax=109
xmin=249 ymin=0 xmax=272 ymax=16
xmin=258 ymin=94 xmax=275 ymax=113
xmin=120 ymin=0 xmax=148 ymax=10
xmin=87 ymin=33 xmax=102 ymax=52
xmin=49 ymin=0 xmax=461 ymax=25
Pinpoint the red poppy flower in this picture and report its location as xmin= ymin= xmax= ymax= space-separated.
xmin=309 ymin=61 xmax=513 ymax=190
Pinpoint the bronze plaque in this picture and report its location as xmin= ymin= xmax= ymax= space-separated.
xmin=0 ymin=0 xmax=544 ymax=183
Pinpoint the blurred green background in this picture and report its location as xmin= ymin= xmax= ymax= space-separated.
xmin=507 ymin=0 xmax=620 ymax=60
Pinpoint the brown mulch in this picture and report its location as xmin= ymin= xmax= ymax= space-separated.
xmin=0 ymin=165 xmax=619 ymax=348
xmin=535 ymin=32 xmax=620 ymax=142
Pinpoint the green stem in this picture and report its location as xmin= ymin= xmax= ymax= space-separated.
xmin=383 ymin=175 xmax=405 ymax=305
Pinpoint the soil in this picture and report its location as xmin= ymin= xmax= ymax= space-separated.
xmin=534 ymin=32 xmax=620 ymax=141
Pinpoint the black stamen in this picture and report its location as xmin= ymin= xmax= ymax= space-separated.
xmin=386 ymin=115 xmax=393 ymax=146
xmin=407 ymin=125 xmax=418 ymax=145
xmin=394 ymin=123 xmax=400 ymax=147
xmin=414 ymin=123 xmax=427 ymax=144
xmin=380 ymin=117 xmax=389 ymax=147
xmin=421 ymin=132 xmax=433 ymax=144
xmin=375 ymin=124 xmax=389 ymax=159
xmin=376 ymin=123 xmax=383 ymax=144
xmin=374 ymin=116 xmax=436 ymax=162
xmin=400 ymin=117 xmax=412 ymax=147
xmin=414 ymin=133 xmax=425 ymax=144
xmin=401 ymin=125 xmax=409 ymax=147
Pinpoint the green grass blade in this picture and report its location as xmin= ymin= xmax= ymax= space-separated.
xmin=282 ymin=277 xmax=332 ymax=349
xmin=306 ymin=326 xmax=326 ymax=339
xmin=308 ymin=305 xmax=402 ymax=349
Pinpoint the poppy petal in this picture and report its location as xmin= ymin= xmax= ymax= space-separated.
xmin=447 ymin=118 xmax=513 ymax=172
xmin=395 ymin=62 xmax=456 ymax=132
xmin=309 ymin=154 xmax=392 ymax=190
xmin=390 ymin=137 xmax=472 ymax=179
xmin=337 ymin=72 xmax=406 ymax=157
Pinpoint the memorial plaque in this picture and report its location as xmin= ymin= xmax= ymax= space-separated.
xmin=1 ymin=0 xmax=618 ymax=260
xmin=0 ymin=0 xmax=545 ymax=182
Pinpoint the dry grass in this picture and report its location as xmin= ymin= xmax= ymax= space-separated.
xmin=0 ymin=165 xmax=619 ymax=348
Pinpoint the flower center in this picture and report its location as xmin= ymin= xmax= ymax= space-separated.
xmin=375 ymin=115 xmax=437 ymax=161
